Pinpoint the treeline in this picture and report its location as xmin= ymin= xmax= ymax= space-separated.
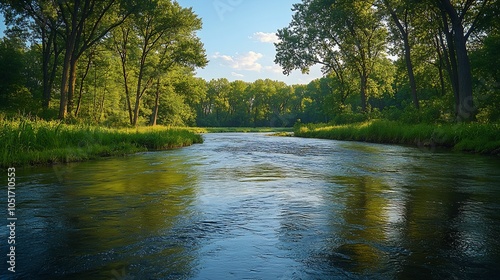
xmin=275 ymin=0 xmax=500 ymax=124
xmin=0 ymin=0 xmax=499 ymax=128
xmin=0 ymin=0 xmax=207 ymax=126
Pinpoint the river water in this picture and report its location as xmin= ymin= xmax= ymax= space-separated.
xmin=3 ymin=133 xmax=500 ymax=279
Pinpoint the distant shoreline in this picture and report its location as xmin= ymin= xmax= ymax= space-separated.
xmin=294 ymin=120 xmax=500 ymax=155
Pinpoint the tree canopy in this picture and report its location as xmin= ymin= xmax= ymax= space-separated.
xmin=0 ymin=0 xmax=498 ymax=126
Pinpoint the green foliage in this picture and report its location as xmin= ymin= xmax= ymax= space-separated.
xmin=382 ymin=100 xmax=445 ymax=124
xmin=0 ymin=0 xmax=499 ymax=134
xmin=157 ymin=88 xmax=196 ymax=126
xmin=276 ymin=0 xmax=392 ymax=112
xmin=0 ymin=0 xmax=207 ymax=126
xmin=471 ymin=30 xmax=500 ymax=123
xmin=0 ymin=37 xmax=39 ymax=113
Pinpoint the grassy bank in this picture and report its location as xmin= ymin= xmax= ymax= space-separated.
xmin=1 ymin=120 xmax=203 ymax=168
xmin=295 ymin=120 xmax=500 ymax=155
xmin=188 ymin=127 xmax=294 ymax=133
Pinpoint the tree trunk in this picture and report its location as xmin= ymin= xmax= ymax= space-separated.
xmin=132 ymin=74 xmax=152 ymax=127
xmin=360 ymin=72 xmax=368 ymax=113
xmin=58 ymin=1 xmax=79 ymax=120
xmin=150 ymin=79 xmax=161 ymax=126
xmin=403 ymin=35 xmax=419 ymax=109
xmin=439 ymin=15 xmax=460 ymax=115
xmin=132 ymin=62 xmax=145 ymax=126
xmin=132 ymin=69 xmax=146 ymax=127
xmin=440 ymin=0 xmax=475 ymax=121
xmin=132 ymin=93 xmax=141 ymax=126
xmin=133 ymin=37 xmax=150 ymax=126
xmin=59 ymin=49 xmax=72 ymax=119
xmin=41 ymin=27 xmax=52 ymax=110
xmin=47 ymin=40 xmax=61 ymax=111
xmin=452 ymin=24 xmax=474 ymax=121
xmin=29 ymin=8 xmax=55 ymax=110
xmin=433 ymin=35 xmax=447 ymax=96
xmin=75 ymin=53 xmax=93 ymax=117
xmin=385 ymin=2 xmax=419 ymax=109
xmin=120 ymin=58 xmax=133 ymax=125
xmin=115 ymin=27 xmax=134 ymax=125
xmin=67 ymin=57 xmax=78 ymax=116
xmin=97 ymin=79 xmax=107 ymax=123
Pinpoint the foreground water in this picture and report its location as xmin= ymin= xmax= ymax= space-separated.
xmin=3 ymin=133 xmax=500 ymax=279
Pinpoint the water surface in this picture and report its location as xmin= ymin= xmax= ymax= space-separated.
xmin=3 ymin=133 xmax=500 ymax=279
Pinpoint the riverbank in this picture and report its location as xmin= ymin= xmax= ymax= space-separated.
xmin=294 ymin=120 xmax=500 ymax=155
xmin=189 ymin=127 xmax=293 ymax=133
xmin=0 ymin=120 xmax=203 ymax=168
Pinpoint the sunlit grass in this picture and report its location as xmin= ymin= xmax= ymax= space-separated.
xmin=187 ymin=127 xmax=293 ymax=133
xmin=295 ymin=120 xmax=500 ymax=154
xmin=0 ymin=119 xmax=203 ymax=167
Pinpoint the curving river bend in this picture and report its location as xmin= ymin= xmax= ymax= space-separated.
xmin=4 ymin=133 xmax=500 ymax=279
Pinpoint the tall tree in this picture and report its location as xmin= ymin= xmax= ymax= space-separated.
xmin=380 ymin=0 xmax=420 ymax=109
xmin=111 ymin=23 xmax=136 ymax=124
xmin=435 ymin=0 xmax=492 ymax=121
xmin=119 ymin=0 xmax=206 ymax=126
xmin=148 ymin=31 xmax=207 ymax=126
xmin=55 ymin=0 xmax=134 ymax=119
xmin=275 ymin=0 xmax=389 ymax=112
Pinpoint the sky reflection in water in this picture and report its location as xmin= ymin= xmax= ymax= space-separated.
xmin=4 ymin=133 xmax=500 ymax=279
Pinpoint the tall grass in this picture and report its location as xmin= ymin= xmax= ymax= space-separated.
xmin=295 ymin=120 xmax=500 ymax=154
xmin=0 ymin=119 xmax=203 ymax=167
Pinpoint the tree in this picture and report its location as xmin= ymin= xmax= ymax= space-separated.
xmin=0 ymin=37 xmax=32 ymax=111
xmin=111 ymin=23 xmax=136 ymax=124
xmin=227 ymin=80 xmax=250 ymax=126
xmin=148 ymin=30 xmax=207 ymax=126
xmin=275 ymin=0 xmax=390 ymax=112
xmin=379 ymin=0 xmax=420 ymax=109
xmin=434 ymin=0 xmax=493 ymax=121
xmin=205 ymin=78 xmax=231 ymax=126
xmin=57 ymin=0 xmax=135 ymax=119
xmin=173 ymin=75 xmax=207 ymax=125
xmin=113 ymin=0 xmax=206 ymax=126
xmin=0 ymin=0 xmax=63 ymax=111
xmin=470 ymin=8 xmax=500 ymax=122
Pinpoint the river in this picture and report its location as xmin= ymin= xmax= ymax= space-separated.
xmin=3 ymin=133 xmax=500 ymax=279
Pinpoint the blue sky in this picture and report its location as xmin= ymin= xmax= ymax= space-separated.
xmin=0 ymin=0 xmax=323 ymax=85
xmin=176 ymin=0 xmax=323 ymax=84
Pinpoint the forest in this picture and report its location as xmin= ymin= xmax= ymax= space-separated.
xmin=0 ymin=0 xmax=499 ymax=128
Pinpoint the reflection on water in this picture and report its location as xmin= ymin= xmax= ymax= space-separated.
xmin=6 ymin=154 xmax=199 ymax=279
xmin=3 ymin=133 xmax=500 ymax=279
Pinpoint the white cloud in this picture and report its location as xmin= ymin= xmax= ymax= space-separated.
xmin=251 ymin=32 xmax=280 ymax=44
xmin=264 ymin=65 xmax=283 ymax=74
xmin=213 ymin=52 xmax=234 ymax=63
xmin=213 ymin=51 xmax=263 ymax=72
xmin=231 ymin=72 xmax=245 ymax=77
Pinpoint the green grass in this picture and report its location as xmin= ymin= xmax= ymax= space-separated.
xmin=0 ymin=120 xmax=203 ymax=168
xmin=295 ymin=120 xmax=500 ymax=155
xmin=268 ymin=131 xmax=294 ymax=137
xmin=188 ymin=127 xmax=294 ymax=133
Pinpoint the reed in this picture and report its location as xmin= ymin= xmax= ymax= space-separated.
xmin=0 ymin=119 xmax=203 ymax=167
xmin=295 ymin=120 xmax=500 ymax=154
